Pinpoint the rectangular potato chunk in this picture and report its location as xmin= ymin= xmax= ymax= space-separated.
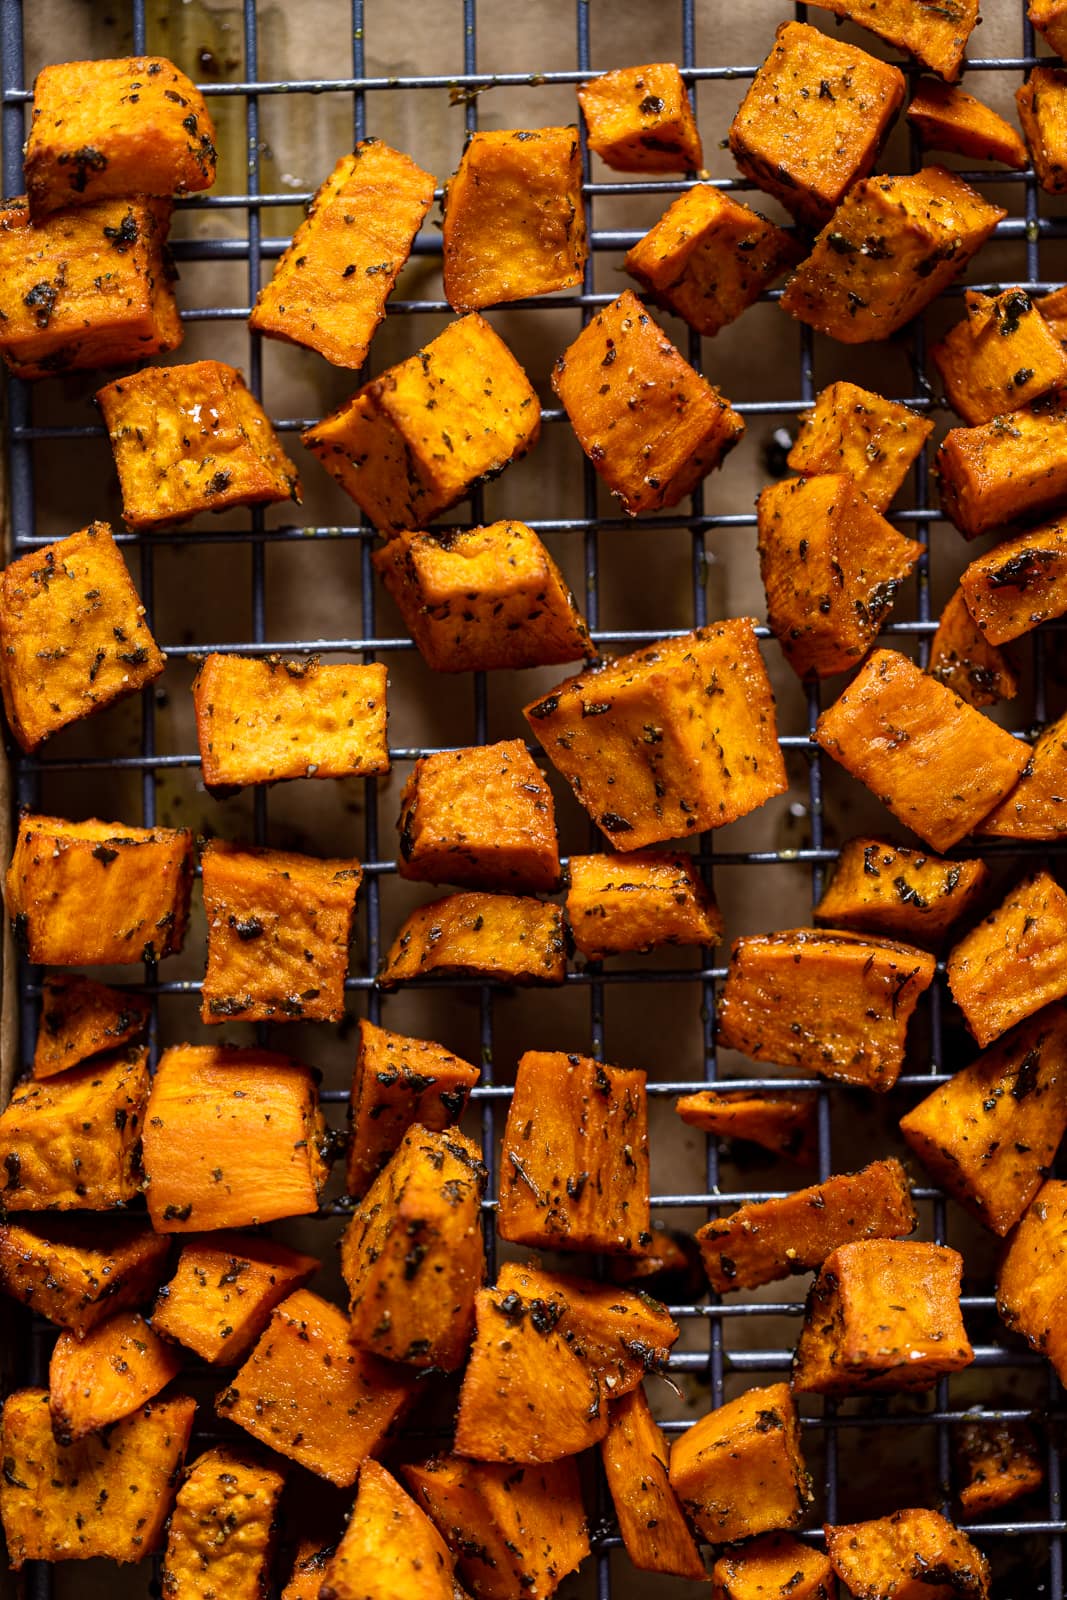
xmin=33 ymin=972 xmax=149 ymax=1079
xmin=946 ymin=871 xmax=1067 ymax=1047
xmin=0 ymin=1215 xmax=168 ymax=1335
xmin=601 ymin=1386 xmax=705 ymax=1582
xmin=669 ymin=1384 xmax=810 ymax=1545
xmin=928 ymin=586 xmax=1019 ymax=709
xmin=804 ymin=0 xmax=979 ymax=80
xmin=50 ymin=1309 xmax=181 ymax=1444
xmin=320 ymin=1459 xmax=456 ymax=1600
xmin=675 ymin=1089 xmax=817 ymax=1163
xmin=578 ymin=62 xmax=702 ymax=173
xmin=1018 ymin=66 xmax=1067 ymax=194
xmin=979 ymin=707 xmax=1067 ymax=839
xmin=825 ymin=1510 xmax=990 ymax=1600
xmin=787 ymin=381 xmax=933 ymax=514
xmin=162 ymin=1446 xmax=286 ymax=1600
xmin=998 ymin=1179 xmax=1067 ymax=1383
xmin=936 ymin=396 xmax=1067 ymax=539
xmin=566 ymin=849 xmax=722 ymax=960
xmin=712 ymin=1533 xmax=836 ymax=1600
xmin=193 ymin=654 xmax=388 ymax=786
xmin=907 ymin=79 xmax=1029 ymax=168
xmin=814 ymin=836 xmax=989 ymax=947
xmin=958 ymin=521 xmax=1067 ymax=644
xmin=152 ymin=1231 xmax=320 ymax=1364
xmin=956 ymin=1420 xmax=1043 ymax=1517
xmin=933 ymin=288 xmax=1067 ymax=425
xmin=813 ymin=649 xmax=1030 ymax=850
xmin=378 ymin=891 xmax=566 ymax=987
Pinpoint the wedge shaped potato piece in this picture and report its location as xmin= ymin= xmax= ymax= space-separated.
xmin=787 ymin=381 xmax=933 ymax=514
xmin=675 ymin=1089 xmax=817 ymax=1163
xmin=946 ymin=872 xmax=1067 ymax=1047
xmin=825 ymin=1509 xmax=990 ymax=1600
xmin=0 ymin=1215 xmax=168 ymax=1334
xmin=933 ymin=289 xmax=1067 ymax=425
xmin=937 ymin=396 xmax=1067 ymax=539
xmin=815 ymin=836 xmax=989 ymax=947
xmin=566 ymin=849 xmax=722 ymax=960
xmin=578 ymin=62 xmax=702 ymax=173
xmin=669 ymin=1383 xmax=810 ymax=1545
xmin=998 ymin=1178 xmax=1067 ymax=1383
xmin=958 ymin=521 xmax=1067 ymax=645
xmin=711 ymin=1532 xmax=835 ymax=1600
xmin=907 ymin=78 xmax=1028 ymax=167
xmin=929 ymin=586 xmax=1019 ymax=710
xmin=162 ymin=1445 xmax=285 ymax=1600
xmin=152 ymin=1231 xmax=320 ymax=1364
xmin=980 ymin=709 xmax=1067 ymax=839
xmin=320 ymin=1459 xmax=456 ymax=1600
xmin=803 ymin=0 xmax=978 ymax=80
xmin=601 ymin=1386 xmax=705 ymax=1581
xmin=50 ymin=1310 xmax=182 ymax=1444
xmin=1032 ymin=0 xmax=1067 ymax=58
xmin=379 ymin=891 xmax=566 ymax=987
xmin=1018 ymin=65 xmax=1067 ymax=194
xmin=956 ymin=1420 xmax=1043 ymax=1517
xmin=33 ymin=972 xmax=149 ymax=1079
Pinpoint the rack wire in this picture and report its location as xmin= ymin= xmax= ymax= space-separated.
xmin=1 ymin=0 xmax=1065 ymax=1595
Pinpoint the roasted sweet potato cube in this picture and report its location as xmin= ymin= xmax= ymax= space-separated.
xmin=303 ymin=314 xmax=539 ymax=534
xmin=1037 ymin=282 xmax=1067 ymax=343
xmin=566 ymin=849 xmax=722 ymax=960
xmin=372 ymin=521 xmax=592 ymax=674
xmin=0 ymin=1048 xmax=147 ymax=1211
xmin=525 ymin=621 xmax=786 ymax=849
xmin=729 ymin=23 xmax=904 ymax=227
xmin=998 ymin=1179 xmax=1067 ymax=1381
xmin=601 ymin=1386 xmax=705 ymax=1582
xmin=379 ymin=891 xmax=566 ymax=987
xmin=717 ymin=928 xmax=935 ymax=1091
xmin=956 ymin=1420 xmax=1043 ymax=1517
xmin=814 ymin=836 xmax=989 ymax=947
xmin=50 ymin=1310 xmax=181 ymax=1445
xmin=907 ymin=79 xmax=1029 ymax=168
xmin=624 ymin=184 xmax=799 ymax=338
xmin=929 ymin=586 xmax=1020 ymax=710
xmin=24 ymin=56 xmax=216 ymax=218
xmin=697 ymin=1157 xmax=916 ymax=1294
xmin=250 ymin=140 xmax=434 ymax=368
xmin=552 ymin=290 xmax=744 ymax=516
xmin=780 ymin=169 xmax=1004 ymax=344
xmin=1031 ymin=0 xmax=1067 ymax=57
xmin=787 ymin=381 xmax=933 ymax=514
xmin=201 ymin=840 xmax=361 ymax=1024
xmin=0 ymin=1215 xmax=167 ymax=1334
xmin=758 ymin=474 xmax=922 ymax=679
xmin=398 ymin=740 xmax=559 ymax=893
xmin=804 ymin=0 xmax=978 ymax=80
xmin=283 ymin=1539 xmax=336 ymax=1600
xmin=341 ymin=1126 xmax=486 ymax=1371
xmin=792 ymin=1240 xmax=973 ymax=1395
xmin=497 ymin=1049 xmax=649 ymax=1254
xmin=151 ymin=1231 xmax=320 ymax=1364
xmin=980 ymin=708 xmax=1067 ymax=839
xmin=959 ymin=522 xmax=1067 ymax=645
xmin=711 ymin=1533 xmax=835 ymax=1600
xmin=1018 ymin=66 xmax=1067 ymax=193
xmin=33 ymin=972 xmax=149 ymax=1079
xmin=217 ymin=1288 xmax=415 ymax=1486
xmin=814 ymin=649 xmax=1031 ymax=851
xmin=0 ymin=196 xmax=180 ymax=379
xmin=320 ymin=1459 xmax=455 ymax=1600
xmin=937 ymin=394 xmax=1067 ymax=540
xmin=669 ymin=1383 xmax=810 ymax=1545
xmin=97 ymin=360 xmax=300 ymax=531
xmin=578 ymin=62 xmax=701 ymax=173
xmin=193 ymin=654 xmax=388 ymax=786
xmin=162 ymin=1445 xmax=285 ymax=1600
xmin=934 ymin=289 xmax=1067 ymax=427
xmin=946 ymin=872 xmax=1067 ymax=1047
xmin=5 ymin=810 xmax=192 ymax=965
xmin=142 ymin=1043 xmax=328 ymax=1232
xmin=825 ymin=1509 xmax=991 ymax=1600
xmin=0 ymin=1388 xmax=195 ymax=1567
xmin=675 ymin=1090 xmax=817 ymax=1163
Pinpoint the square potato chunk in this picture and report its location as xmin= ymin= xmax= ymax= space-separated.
xmin=825 ymin=1510 xmax=990 ymax=1600
xmin=787 ymin=381 xmax=933 ymax=514
xmin=1018 ymin=66 xmax=1067 ymax=194
xmin=0 ymin=1215 xmax=168 ymax=1335
xmin=814 ymin=836 xmax=988 ymax=947
xmin=804 ymin=0 xmax=979 ymax=80
xmin=33 ymin=972 xmax=150 ymax=1079
xmin=0 ymin=520 xmax=164 ymax=751
xmin=49 ymin=1310 xmax=181 ymax=1445
xmin=956 ymin=1421 xmax=1043 ymax=1518
xmin=712 ymin=1533 xmax=836 ymax=1600
xmin=379 ymin=891 xmax=567 ymax=987
xmin=907 ymin=79 xmax=1029 ymax=168
xmin=946 ymin=871 xmax=1067 ymax=1047
xmin=669 ymin=1384 xmax=810 ymax=1545
xmin=162 ymin=1446 xmax=286 ymax=1600
xmin=152 ymin=1231 xmax=319 ymax=1364
xmin=928 ymin=586 xmax=1019 ymax=710
xmin=566 ymin=849 xmax=722 ymax=960
xmin=933 ymin=288 xmax=1067 ymax=425
xmin=578 ymin=62 xmax=702 ymax=173
xmin=979 ymin=707 xmax=1067 ymax=839
xmin=937 ymin=396 xmax=1067 ymax=539
xmin=959 ymin=522 xmax=1067 ymax=644
xmin=997 ymin=1178 xmax=1067 ymax=1385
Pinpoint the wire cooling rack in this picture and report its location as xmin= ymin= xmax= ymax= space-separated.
xmin=1 ymin=0 xmax=1066 ymax=1596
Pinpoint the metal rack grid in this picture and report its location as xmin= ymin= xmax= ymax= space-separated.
xmin=0 ymin=0 xmax=1064 ymax=1595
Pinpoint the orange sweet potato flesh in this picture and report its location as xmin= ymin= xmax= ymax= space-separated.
xmin=980 ymin=708 xmax=1067 ymax=839
xmin=937 ymin=396 xmax=1067 ymax=540
xmin=601 ymin=1386 xmax=704 ymax=1581
xmin=712 ymin=1532 xmax=835 ymax=1600
xmin=566 ymin=849 xmax=722 ymax=959
xmin=33 ymin=972 xmax=149 ymax=1079
xmin=908 ymin=79 xmax=1028 ymax=167
xmin=669 ymin=1383 xmax=810 ymax=1545
xmin=787 ymin=381 xmax=933 ymax=514
xmin=814 ymin=836 xmax=989 ymax=947
xmin=947 ymin=872 xmax=1067 ymax=1047
xmin=956 ymin=1420 xmax=1043 ymax=1517
xmin=49 ymin=1309 xmax=182 ymax=1444
xmin=1031 ymin=0 xmax=1067 ymax=58
xmin=804 ymin=0 xmax=978 ymax=79
xmin=934 ymin=289 xmax=1067 ymax=426
xmin=1018 ymin=66 xmax=1067 ymax=194
xmin=814 ymin=648 xmax=1030 ymax=851
xmin=825 ymin=1509 xmax=991 ymax=1600
xmin=152 ymin=1231 xmax=320 ymax=1364
xmin=959 ymin=521 xmax=1067 ymax=645
xmin=283 ymin=1539 xmax=336 ymax=1600
xmin=379 ymin=892 xmax=566 ymax=987
xmin=578 ymin=62 xmax=702 ymax=173
xmin=0 ymin=1215 xmax=168 ymax=1334
xmin=320 ymin=1460 xmax=456 ymax=1600
xmin=675 ymin=1090 xmax=817 ymax=1163
xmin=998 ymin=1178 xmax=1067 ymax=1384
xmin=162 ymin=1445 xmax=286 ymax=1600
xmin=929 ymin=587 xmax=1020 ymax=710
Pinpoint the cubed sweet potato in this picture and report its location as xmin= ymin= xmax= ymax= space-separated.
xmin=729 ymin=22 xmax=904 ymax=227
xmin=675 ymin=1089 xmax=817 ymax=1163
xmin=712 ymin=1533 xmax=835 ymax=1600
xmin=804 ymin=0 xmax=979 ymax=80
xmin=552 ymin=290 xmax=744 ymax=515
xmin=24 ymin=56 xmax=216 ymax=218
xmin=958 ymin=521 xmax=1067 ymax=645
xmin=525 ymin=621 xmax=786 ymax=849
xmin=934 ymin=289 xmax=1067 ymax=427
xmin=717 ymin=928 xmax=935 ymax=1091
xmin=33 ymin=972 xmax=149 ymax=1079
xmin=787 ymin=381 xmax=934 ymax=514
xmin=566 ymin=849 xmax=722 ymax=960
xmin=792 ymin=1240 xmax=973 ymax=1394
xmin=947 ymin=872 xmax=1067 ymax=1047
xmin=5 ymin=810 xmax=193 ymax=965
xmin=979 ymin=708 xmax=1067 ymax=839
xmin=201 ymin=840 xmax=362 ymax=1024
xmin=162 ymin=1447 xmax=285 ymax=1600
xmin=813 ymin=649 xmax=1031 ymax=851
xmin=937 ymin=395 xmax=1067 ymax=539
xmin=928 ymin=586 xmax=1020 ymax=710
xmin=907 ymin=79 xmax=1029 ymax=168
xmin=825 ymin=1509 xmax=990 ymax=1600
xmin=320 ymin=1459 xmax=456 ymax=1600
xmin=1018 ymin=66 xmax=1067 ymax=193
xmin=151 ymin=1231 xmax=320 ymax=1364
xmin=0 ymin=1388 xmax=195 ymax=1567
xmin=193 ymin=654 xmax=388 ymax=786
xmin=758 ymin=473 xmax=922 ymax=679
xmin=283 ymin=1539 xmax=336 ymax=1600
xmin=216 ymin=1288 xmax=415 ymax=1486
xmin=814 ymin=836 xmax=989 ymax=947
xmin=601 ymin=1386 xmax=705 ymax=1582
xmin=0 ymin=1215 xmax=168 ymax=1334
xmin=97 ymin=360 xmax=301 ymax=531
xmin=1031 ymin=0 xmax=1067 ymax=58
xmin=998 ymin=1178 xmax=1067 ymax=1383
xmin=669 ymin=1383 xmax=810 ymax=1545
xmin=578 ymin=62 xmax=702 ymax=173
xmin=956 ymin=1420 xmax=1043 ymax=1517
xmin=142 ymin=1043 xmax=329 ymax=1232
xmin=372 ymin=521 xmax=592 ymax=674
xmin=379 ymin=891 xmax=566 ymax=987
xmin=50 ymin=1310 xmax=181 ymax=1445
xmin=303 ymin=314 xmax=539 ymax=534
xmin=780 ymin=168 xmax=1004 ymax=344
xmin=250 ymin=140 xmax=434 ymax=368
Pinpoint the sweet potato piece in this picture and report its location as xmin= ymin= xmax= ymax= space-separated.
xmin=758 ymin=473 xmax=922 ymax=679
xmin=341 ymin=1126 xmax=486 ymax=1370
xmin=142 ymin=1044 xmax=328 ymax=1232
xmin=0 ymin=1048 xmax=147 ymax=1211
xmin=711 ymin=1533 xmax=835 ymax=1600
xmin=946 ymin=872 xmax=1067 ymax=1047
xmin=675 ymin=1090 xmax=817 ymax=1163
xmin=1031 ymin=0 xmax=1067 ymax=58
xmin=0 ymin=196 xmax=180 ymax=379
xmin=980 ymin=708 xmax=1067 ymax=839
xmin=33 ymin=972 xmax=149 ymax=1079
xmin=959 ymin=521 xmax=1067 ymax=645
xmin=928 ymin=587 xmax=1020 ymax=710
xmin=907 ymin=79 xmax=1029 ymax=168
xmin=934 ymin=289 xmax=1067 ymax=428
xmin=998 ymin=1178 xmax=1067 ymax=1381
xmin=824 ymin=1509 xmax=990 ymax=1600
xmin=0 ymin=1388 xmax=195 ymax=1568
xmin=250 ymin=140 xmax=434 ymax=368
xmin=936 ymin=395 xmax=1067 ymax=539
xmin=201 ymin=840 xmax=361 ymax=1024
xmin=804 ymin=0 xmax=978 ymax=80
xmin=525 ymin=621 xmax=786 ymax=849
xmin=814 ymin=837 xmax=989 ymax=947
xmin=813 ymin=649 xmax=1030 ymax=851
xmin=497 ymin=1049 xmax=649 ymax=1254
xmin=1018 ymin=66 xmax=1067 ymax=194
xmin=780 ymin=169 xmax=1004 ymax=344
xmin=787 ymin=381 xmax=933 ymax=514
xmin=5 ymin=810 xmax=192 ymax=965
xmin=303 ymin=314 xmax=539 ymax=534
xmin=956 ymin=1421 xmax=1043 ymax=1517
xmin=151 ymin=1232 xmax=320 ymax=1364
xmin=162 ymin=1445 xmax=285 ymax=1600
xmin=669 ymin=1384 xmax=810 ymax=1545
xmin=1037 ymin=282 xmax=1067 ymax=344
xmin=552 ymin=290 xmax=744 ymax=516
xmin=624 ymin=184 xmax=798 ymax=339
xmin=193 ymin=655 xmax=388 ymax=786
xmin=283 ymin=1539 xmax=336 ymax=1600
xmin=792 ymin=1240 xmax=973 ymax=1395
xmin=0 ymin=1215 xmax=168 ymax=1334
xmin=217 ymin=1289 xmax=415 ymax=1486
xmin=697 ymin=1157 xmax=916 ymax=1294
xmin=601 ymin=1386 xmax=705 ymax=1582
xmin=566 ymin=849 xmax=722 ymax=960
xmin=717 ymin=928 xmax=935 ymax=1091
xmin=373 ymin=521 xmax=592 ymax=674
xmin=50 ymin=1310 xmax=181 ymax=1444
xmin=24 ymin=57 xmax=216 ymax=217
xmin=578 ymin=62 xmax=701 ymax=173
xmin=729 ymin=23 xmax=904 ymax=227
xmin=97 ymin=360 xmax=301 ymax=531
xmin=379 ymin=891 xmax=566 ymax=987
xmin=320 ymin=1459 xmax=455 ymax=1600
